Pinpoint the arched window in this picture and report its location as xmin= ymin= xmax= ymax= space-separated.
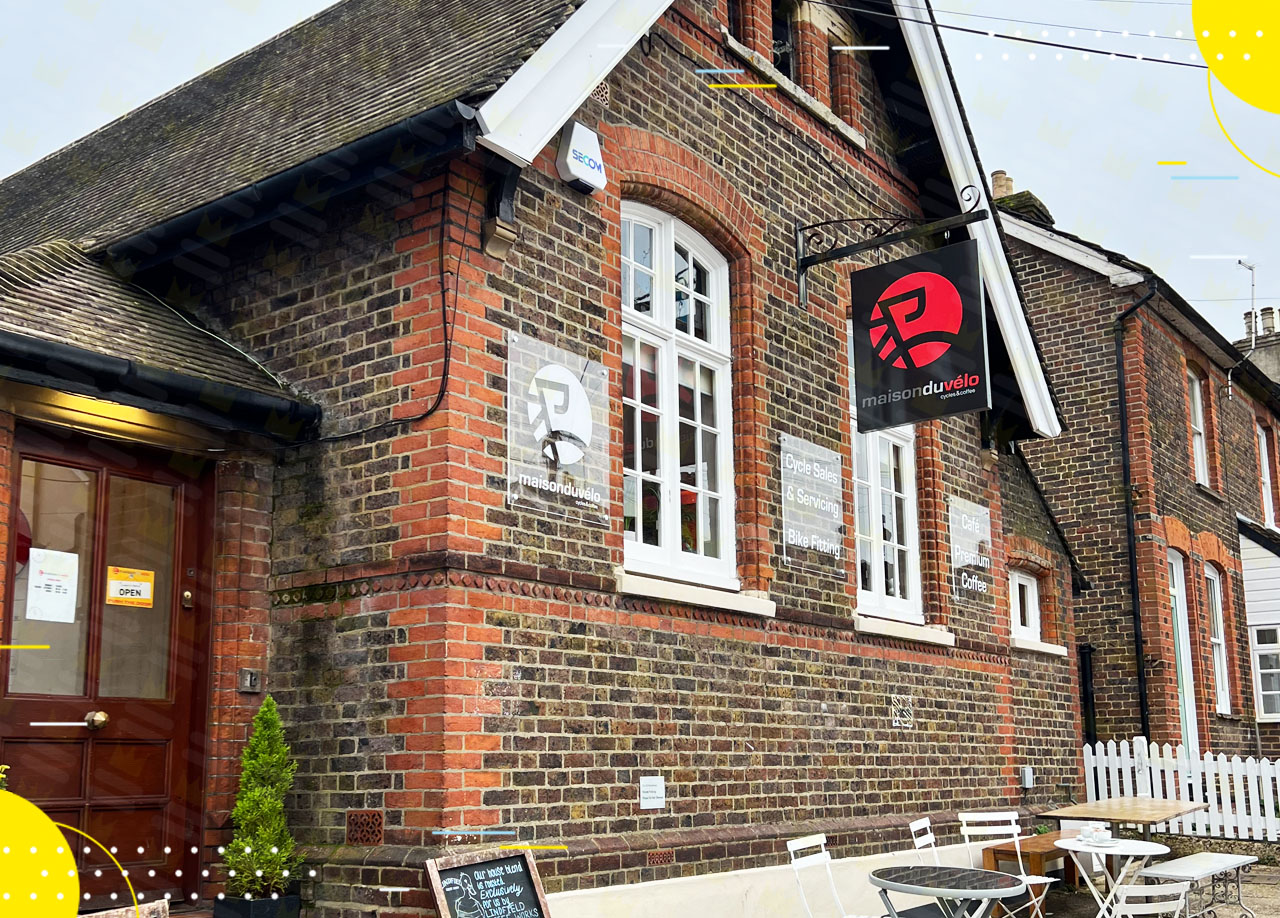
xmin=1205 ymin=565 xmax=1231 ymax=715
xmin=620 ymin=203 xmax=735 ymax=587
xmin=1167 ymin=549 xmax=1199 ymax=755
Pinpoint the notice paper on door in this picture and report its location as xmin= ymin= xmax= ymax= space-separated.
xmin=106 ymin=566 xmax=155 ymax=608
xmin=26 ymin=547 xmax=79 ymax=623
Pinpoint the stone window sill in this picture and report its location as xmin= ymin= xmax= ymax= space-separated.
xmin=1196 ymin=482 xmax=1225 ymax=503
xmin=720 ymin=27 xmax=868 ymax=152
xmin=616 ymin=571 xmax=776 ymax=618
xmin=1012 ymin=636 xmax=1069 ymax=657
xmin=855 ymin=614 xmax=955 ymax=647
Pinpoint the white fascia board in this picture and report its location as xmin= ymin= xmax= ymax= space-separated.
xmin=894 ymin=1 xmax=1061 ymax=439
xmin=476 ymin=0 xmax=673 ymax=166
xmin=1002 ymin=213 xmax=1146 ymax=288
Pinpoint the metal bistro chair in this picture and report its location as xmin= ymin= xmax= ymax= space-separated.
xmin=890 ymin=817 xmax=976 ymax=918
xmin=1112 ymin=881 xmax=1190 ymax=918
xmin=788 ymin=834 xmax=885 ymax=918
xmin=958 ymin=812 xmax=1056 ymax=918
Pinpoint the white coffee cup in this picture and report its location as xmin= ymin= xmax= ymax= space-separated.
xmin=1078 ymin=825 xmax=1094 ymax=842
xmin=1095 ymin=828 xmax=1112 ymax=843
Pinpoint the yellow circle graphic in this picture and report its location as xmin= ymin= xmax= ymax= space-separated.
xmin=1193 ymin=1 xmax=1280 ymax=113
xmin=0 ymin=790 xmax=79 ymax=916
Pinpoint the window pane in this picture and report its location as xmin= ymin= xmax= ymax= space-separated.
xmin=1265 ymin=694 xmax=1280 ymax=715
xmin=1260 ymin=629 xmax=1279 ymax=646
xmin=641 ymin=411 xmax=659 ymax=474
xmin=858 ymin=539 xmax=873 ymax=591
xmin=694 ymin=260 xmax=709 ymax=296
xmin=675 ymin=244 xmax=690 ymax=288
xmin=855 ymin=484 xmax=871 ymax=534
xmin=624 ymin=476 xmax=638 ymax=539
xmin=884 ymin=544 xmax=898 ymax=597
xmin=623 ymin=404 xmax=636 ymax=470
xmin=879 ymin=442 xmax=892 ymax=490
xmin=1261 ymin=652 xmax=1280 ymax=669
xmin=898 ymin=550 xmax=909 ymax=599
xmin=703 ymin=497 xmax=720 ymax=558
xmin=622 ymin=219 xmax=631 ymax=260
xmin=634 ymin=223 xmax=653 ymax=268
xmin=1264 ymin=673 xmax=1280 ymax=693
xmin=680 ymin=489 xmax=698 ymax=552
xmin=855 ymin=433 xmax=869 ymax=482
xmin=702 ymin=430 xmax=718 ymax=491
xmin=880 ymin=491 xmax=896 ymax=542
xmin=678 ymin=357 xmax=696 ymax=420
xmin=891 ymin=443 xmax=904 ymax=492
xmin=1018 ymin=583 xmax=1030 ymax=628
xmin=622 ymin=268 xmax=631 ymax=314
xmin=640 ymin=342 xmax=659 ymax=407
xmin=99 ymin=477 xmax=175 ymax=699
xmin=622 ymin=335 xmax=635 ymax=399
xmin=8 ymin=460 xmax=96 ymax=696
xmin=894 ymin=493 xmax=907 ymax=543
xmin=642 ymin=480 xmax=661 ymax=545
xmin=675 ymin=290 xmax=690 ymax=334
xmin=694 ymin=298 xmax=708 ymax=341
xmin=634 ymin=269 xmax=652 ymax=314
xmin=680 ymin=422 xmax=696 ymax=486
xmin=699 ymin=366 xmax=716 ymax=424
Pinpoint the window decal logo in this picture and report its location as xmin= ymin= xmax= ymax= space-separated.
xmin=528 ymin=363 xmax=593 ymax=468
xmin=868 ymin=271 xmax=963 ymax=370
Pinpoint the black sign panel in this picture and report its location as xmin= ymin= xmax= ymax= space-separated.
xmin=850 ymin=239 xmax=990 ymax=432
xmin=427 ymin=849 xmax=552 ymax=918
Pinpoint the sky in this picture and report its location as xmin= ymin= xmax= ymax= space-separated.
xmin=0 ymin=0 xmax=1276 ymax=342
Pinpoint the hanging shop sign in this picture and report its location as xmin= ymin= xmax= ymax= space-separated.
xmin=850 ymin=239 xmax=990 ymax=432
xmin=507 ymin=332 xmax=609 ymax=526
xmin=779 ymin=434 xmax=844 ymax=567
xmin=949 ymin=496 xmax=992 ymax=599
xmin=426 ymin=849 xmax=552 ymax=918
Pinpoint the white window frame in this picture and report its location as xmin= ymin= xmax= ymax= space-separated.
xmin=620 ymin=202 xmax=736 ymax=590
xmin=1188 ymin=368 xmax=1210 ymax=485
xmin=1252 ymin=625 xmax=1280 ymax=723
xmin=1205 ymin=565 xmax=1231 ymax=715
xmin=847 ymin=322 xmax=923 ymax=624
xmin=1259 ymin=423 xmax=1276 ymax=527
xmin=1011 ymin=570 xmax=1042 ymax=643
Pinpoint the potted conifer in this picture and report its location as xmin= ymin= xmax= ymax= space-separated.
xmin=214 ymin=695 xmax=305 ymax=918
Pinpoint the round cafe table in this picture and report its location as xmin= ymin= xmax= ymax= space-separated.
xmin=871 ymin=865 xmax=1026 ymax=918
xmin=1057 ymin=835 xmax=1169 ymax=918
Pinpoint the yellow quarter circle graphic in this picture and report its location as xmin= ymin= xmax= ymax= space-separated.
xmin=1193 ymin=1 xmax=1280 ymax=113
xmin=0 ymin=790 xmax=80 ymax=917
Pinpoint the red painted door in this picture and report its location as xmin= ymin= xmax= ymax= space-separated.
xmin=0 ymin=426 xmax=211 ymax=909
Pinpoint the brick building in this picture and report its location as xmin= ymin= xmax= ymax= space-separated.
xmin=0 ymin=1 xmax=1085 ymax=913
xmin=1002 ymin=179 xmax=1280 ymax=758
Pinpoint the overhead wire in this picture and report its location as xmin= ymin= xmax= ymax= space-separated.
xmin=852 ymin=0 xmax=1193 ymax=42
xmin=810 ymin=0 xmax=1208 ymax=68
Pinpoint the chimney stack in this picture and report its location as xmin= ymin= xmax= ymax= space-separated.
xmin=1264 ymin=307 xmax=1277 ymax=336
xmin=991 ymin=170 xmax=1014 ymax=199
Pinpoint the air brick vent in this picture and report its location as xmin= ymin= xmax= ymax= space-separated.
xmin=346 ymin=809 xmax=384 ymax=846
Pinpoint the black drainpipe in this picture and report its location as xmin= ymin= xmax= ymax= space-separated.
xmin=1115 ymin=277 xmax=1158 ymax=740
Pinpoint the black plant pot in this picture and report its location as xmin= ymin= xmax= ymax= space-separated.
xmin=211 ymin=893 xmax=301 ymax=918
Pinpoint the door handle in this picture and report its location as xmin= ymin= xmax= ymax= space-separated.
xmin=84 ymin=710 xmax=109 ymax=730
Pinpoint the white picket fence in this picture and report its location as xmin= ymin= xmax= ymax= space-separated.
xmin=1083 ymin=737 xmax=1280 ymax=841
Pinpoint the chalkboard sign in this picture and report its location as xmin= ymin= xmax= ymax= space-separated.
xmin=426 ymin=849 xmax=552 ymax=918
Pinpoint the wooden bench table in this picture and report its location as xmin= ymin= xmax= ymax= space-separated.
xmin=981 ymin=830 xmax=1078 ymax=886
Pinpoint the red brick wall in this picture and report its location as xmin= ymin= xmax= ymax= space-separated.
xmin=1012 ymin=234 xmax=1275 ymax=756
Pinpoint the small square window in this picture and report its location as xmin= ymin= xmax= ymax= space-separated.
xmin=1011 ymin=570 xmax=1041 ymax=643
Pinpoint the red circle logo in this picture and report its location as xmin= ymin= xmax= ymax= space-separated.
xmin=868 ymin=270 xmax=963 ymax=369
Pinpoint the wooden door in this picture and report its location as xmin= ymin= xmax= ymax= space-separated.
xmin=0 ymin=426 xmax=211 ymax=908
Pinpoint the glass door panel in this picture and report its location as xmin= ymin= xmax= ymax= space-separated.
xmin=7 ymin=460 xmax=97 ymax=696
xmin=98 ymin=476 xmax=176 ymax=699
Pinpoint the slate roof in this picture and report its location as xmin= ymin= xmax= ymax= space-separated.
xmin=0 ymin=0 xmax=583 ymax=255
xmin=0 ymin=240 xmax=285 ymax=397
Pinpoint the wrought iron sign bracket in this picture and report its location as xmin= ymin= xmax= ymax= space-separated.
xmin=795 ymin=184 xmax=989 ymax=304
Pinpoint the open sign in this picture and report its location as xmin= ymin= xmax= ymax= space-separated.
xmin=106 ymin=565 xmax=155 ymax=608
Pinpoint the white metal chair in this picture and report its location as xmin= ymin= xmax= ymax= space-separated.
xmin=787 ymin=834 xmax=884 ymax=918
xmin=958 ymin=811 xmax=1057 ymax=918
xmin=1112 ymin=881 xmax=1189 ymax=917
xmin=910 ymin=817 xmax=940 ymax=866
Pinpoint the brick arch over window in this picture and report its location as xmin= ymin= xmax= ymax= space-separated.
xmin=602 ymin=125 xmax=772 ymax=592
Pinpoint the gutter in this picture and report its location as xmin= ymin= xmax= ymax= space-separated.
xmin=1115 ymin=277 xmax=1158 ymax=741
xmin=0 ymin=329 xmax=320 ymax=441
xmin=104 ymin=99 xmax=478 ymax=273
